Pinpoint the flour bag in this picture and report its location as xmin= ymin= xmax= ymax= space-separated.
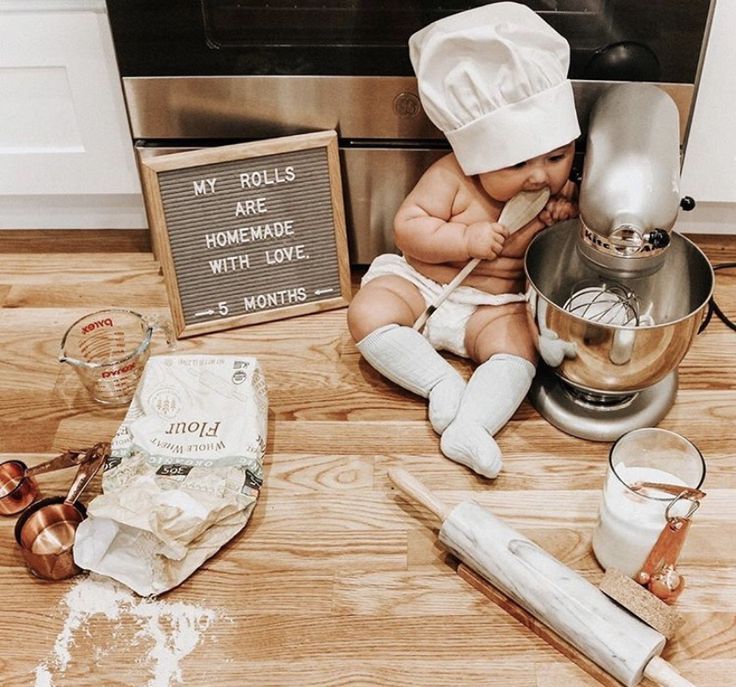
xmin=74 ymin=354 xmax=268 ymax=596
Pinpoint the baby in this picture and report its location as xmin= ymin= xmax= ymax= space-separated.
xmin=347 ymin=3 xmax=581 ymax=478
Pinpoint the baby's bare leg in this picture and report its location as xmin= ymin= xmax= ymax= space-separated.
xmin=464 ymin=302 xmax=537 ymax=364
xmin=440 ymin=304 xmax=536 ymax=478
xmin=347 ymin=275 xmax=424 ymax=341
xmin=348 ymin=276 xmax=466 ymax=433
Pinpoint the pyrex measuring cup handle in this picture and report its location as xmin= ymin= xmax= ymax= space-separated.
xmin=142 ymin=314 xmax=177 ymax=351
xmin=63 ymin=442 xmax=110 ymax=506
xmin=26 ymin=449 xmax=89 ymax=477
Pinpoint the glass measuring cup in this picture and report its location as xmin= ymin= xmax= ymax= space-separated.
xmin=0 ymin=449 xmax=88 ymax=515
xmin=59 ymin=308 xmax=174 ymax=405
xmin=14 ymin=443 xmax=108 ymax=580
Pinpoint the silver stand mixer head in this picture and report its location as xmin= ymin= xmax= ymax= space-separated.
xmin=524 ymin=84 xmax=714 ymax=441
xmin=576 ymin=83 xmax=682 ymax=278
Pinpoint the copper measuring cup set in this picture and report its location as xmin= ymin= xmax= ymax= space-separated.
xmin=0 ymin=443 xmax=110 ymax=580
xmin=0 ymin=449 xmax=93 ymax=516
xmin=0 ymin=311 xmax=164 ymax=580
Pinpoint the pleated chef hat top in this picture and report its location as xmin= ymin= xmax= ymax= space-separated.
xmin=409 ymin=2 xmax=580 ymax=175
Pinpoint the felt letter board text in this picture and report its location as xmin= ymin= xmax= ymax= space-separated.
xmin=140 ymin=131 xmax=351 ymax=338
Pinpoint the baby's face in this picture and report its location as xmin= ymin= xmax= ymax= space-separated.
xmin=478 ymin=142 xmax=575 ymax=202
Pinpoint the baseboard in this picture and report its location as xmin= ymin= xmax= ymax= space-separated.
xmin=0 ymin=193 xmax=147 ymax=229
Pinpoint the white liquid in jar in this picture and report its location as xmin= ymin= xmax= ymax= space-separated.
xmin=592 ymin=465 xmax=688 ymax=577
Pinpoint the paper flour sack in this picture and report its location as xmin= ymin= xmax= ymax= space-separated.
xmin=74 ymin=355 xmax=267 ymax=596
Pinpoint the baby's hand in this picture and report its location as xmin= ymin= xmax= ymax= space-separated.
xmin=465 ymin=221 xmax=508 ymax=260
xmin=538 ymin=195 xmax=579 ymax=227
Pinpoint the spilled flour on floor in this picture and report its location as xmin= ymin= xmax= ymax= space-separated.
xmin=34 ymin=574 xmax=218 ymax=687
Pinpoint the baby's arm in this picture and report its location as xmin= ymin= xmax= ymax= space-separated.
xmin=394 ymin=158 xmax=507 ymax=264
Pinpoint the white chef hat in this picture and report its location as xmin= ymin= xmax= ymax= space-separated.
xmin=409 ymin=2 xmax=580 ymax=174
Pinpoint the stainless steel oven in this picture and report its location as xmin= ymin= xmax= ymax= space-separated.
xmin=106 ymin=0 xmax=714 ymax=263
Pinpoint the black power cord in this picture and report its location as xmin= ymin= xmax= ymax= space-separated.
xmin=698 ymin=262 xmax=736 ymax=334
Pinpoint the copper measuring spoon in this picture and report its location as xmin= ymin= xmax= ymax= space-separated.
xmin=14 ymin=442 xmax=109 ymax=580
xmin=0 ymin=449 xmax=89 ymax=516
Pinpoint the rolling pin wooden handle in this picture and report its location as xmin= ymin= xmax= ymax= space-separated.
xmin=388 ymin=467 xmax=452 ymax=522
xmin=644 ymin=656 xmax=697 ymax=687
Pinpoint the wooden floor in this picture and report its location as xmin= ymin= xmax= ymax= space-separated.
xmin=0 ymin=231 xmax=734 ymax=687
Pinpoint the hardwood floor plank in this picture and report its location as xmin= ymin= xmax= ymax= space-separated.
xmin=0 ymin=234 xmax=734 ymax=686
xmin=3 ymin=283 xmax=169 ymax=309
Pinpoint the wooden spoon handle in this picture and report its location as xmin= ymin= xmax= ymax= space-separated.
xmin=413 ymin=187 xmax=550 ymax=332
xmin=412 ymin=258 xmax=480 ymax=332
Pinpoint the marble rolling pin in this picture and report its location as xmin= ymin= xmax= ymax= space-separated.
xmin=388 ymin=468 xmax=696 ymax=687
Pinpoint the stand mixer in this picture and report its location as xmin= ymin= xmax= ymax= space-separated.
xmin=525 ymin=83 xmax=714 ymax=441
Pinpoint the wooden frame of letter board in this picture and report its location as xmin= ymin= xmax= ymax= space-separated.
xmin=140 ymin=130 xmax=351 ymax=338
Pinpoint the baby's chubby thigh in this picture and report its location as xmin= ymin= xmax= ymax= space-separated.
xmin=347 ymin=275 xmax=425 ymax=342
xmin=464 ymin=301 xmax=538 ymax=364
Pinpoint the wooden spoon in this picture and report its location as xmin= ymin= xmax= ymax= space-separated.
xmin=413 ymin=187 xmax=551 ymax=332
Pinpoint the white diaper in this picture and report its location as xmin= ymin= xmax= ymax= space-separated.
xmin=361 ymin=253 xmax=526 ymax=357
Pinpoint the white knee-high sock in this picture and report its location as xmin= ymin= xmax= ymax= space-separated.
xmin=440 ymin=354 xmax=536 ymax=478
xmin=357 ymin=324 xmax=466 ymax=433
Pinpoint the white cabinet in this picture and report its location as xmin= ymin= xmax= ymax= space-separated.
xmin=0 ymin=0 xmax=733 ymax=233
xmin=680 ymin=0 xmax=736 ymax=235
xmin=0 ymin=0 xmax=146 ymax=228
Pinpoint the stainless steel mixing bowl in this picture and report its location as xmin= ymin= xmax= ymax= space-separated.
xmin=525 ymin=221 xmax=714 ymax=395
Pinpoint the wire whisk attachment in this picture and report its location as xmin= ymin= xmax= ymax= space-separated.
xmin=563 ymin=282 xmax=641 ymax=326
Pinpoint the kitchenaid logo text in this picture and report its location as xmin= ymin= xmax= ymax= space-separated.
xmin=582 ymin=226 xmax=655 ymax=254
xmin=81 ymin=318 xmax=113 ymax=334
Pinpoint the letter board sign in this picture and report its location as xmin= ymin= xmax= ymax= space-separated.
xmin=140 ymin=130 xmax=351 ymax=338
